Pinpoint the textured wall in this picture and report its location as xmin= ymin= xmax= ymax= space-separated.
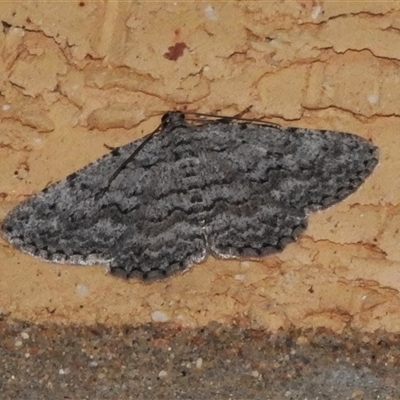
xmin=0 ymin=2 xmax=399 ymax=332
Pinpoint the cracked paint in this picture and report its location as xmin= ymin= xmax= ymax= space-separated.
xmin=0 ymin=2 xmax=399 ymax=333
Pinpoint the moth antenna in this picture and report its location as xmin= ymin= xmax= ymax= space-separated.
xmin=101 ymin=111 xmax=190 ymax=195
xmin=184 ymin=108 xmax=281 ymax=128
xmin=106 ymin=127 xmax=159 ymax=188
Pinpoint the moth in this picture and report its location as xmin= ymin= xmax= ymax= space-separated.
xmin=1 ymin=112 xmax=379 ymax=279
